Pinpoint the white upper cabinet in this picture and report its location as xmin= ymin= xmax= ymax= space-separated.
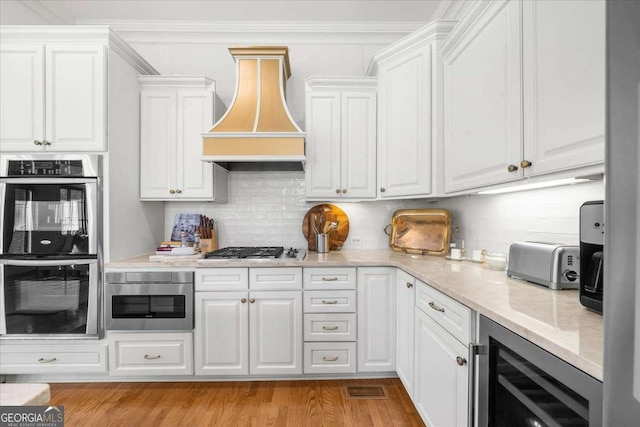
xmin=139 ymin=76 xmax=228 ymax=201
xmin=442 ymin=0 xmax=605 ymax=193
xmin=1 ymin=43 xmax=106 ymax=152
xmin=522 ymin=0 xmax=605 ymax=176
xmin=369 ymin=21 xmax=455 ymax=199
xmin=305 ymin=77 xmax=377 ymax=200
xmin=443 ymin=0 xmax=523 ymax=193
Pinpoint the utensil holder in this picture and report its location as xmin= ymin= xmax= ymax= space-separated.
xmin=316 ymin=233 xmax=329 ymax=253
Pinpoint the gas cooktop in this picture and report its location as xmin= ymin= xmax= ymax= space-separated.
xmin=202 ymin=246 xmax=306 ymax=261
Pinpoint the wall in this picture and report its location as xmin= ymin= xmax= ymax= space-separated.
xmin=434 ymin=180 xmax=605 ymax=256
xmin=0 ymin=1 xmax=61 ymax=24
xmin=164 ymin=172 xmax=604 ymax=253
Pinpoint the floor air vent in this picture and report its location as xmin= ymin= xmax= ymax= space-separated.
xmin=344 ymin=385 xmax=388 ymax=400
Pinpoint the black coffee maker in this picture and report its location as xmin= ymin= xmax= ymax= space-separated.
xmin=579 ymin=200 xmax=604 ymax=313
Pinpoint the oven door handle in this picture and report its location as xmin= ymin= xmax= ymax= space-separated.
xmin=0 ymin=177 xmax=97 ymax=185
xmin=0 ymin=259 xmax=97 ymax=266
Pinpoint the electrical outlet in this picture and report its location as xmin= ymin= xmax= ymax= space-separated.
xmin=350 ymin=236 xmax=363 ymax=245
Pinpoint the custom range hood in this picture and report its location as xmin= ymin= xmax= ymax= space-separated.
xmin=202 ymin=46 xmax=305 ymax=171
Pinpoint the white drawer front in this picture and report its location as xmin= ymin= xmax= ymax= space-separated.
xmin=0 ymin=343 xmax=107 ymax=374
xmin=303 ymin=290 xmax=357 ymax=313
xmin=196 ymin=268 xmax=248 ymax=291
xmin=250 ymin=267 xmax=302 ymax=291
xmin=303 ymin=267 xmax=357 ymax=290
xmin=109 ymin=332 xmax=193 ymax=376
xmin=304 ymin=313 xmax=357 ymax=341
xmin=415 ymin=280 xmax=472 ymax=345
xmin=304 ymin=342 xmax=357 ymax=374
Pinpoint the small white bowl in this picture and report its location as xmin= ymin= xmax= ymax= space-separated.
xmin=484 ymin=253 xmax=507 ymax=270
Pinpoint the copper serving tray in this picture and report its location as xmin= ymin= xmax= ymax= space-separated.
xmin=386 ymin=209 xmax=451 ymax=256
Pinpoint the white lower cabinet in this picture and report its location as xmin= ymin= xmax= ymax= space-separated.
xmin=357 ymin=267 xmax=396 ymax=372
xmin=396 ymin=269 xmax=415 ymax=397
xmin=195 ymin=291 xmax=249 ymax=375
xmin=0 ymin=341 xmax=108 ymax=374
xmin=303 ymin=342 xmax=357 ymax=374
xmin=249 ymin=291 xmax=303 ymax=375
xmin=194 ymin=268 xmax=302 ymax=376
xmin=108 ymin=332 xmax=193 ymax=376
xmin=413 ymin=279 xmax=473 ymax=427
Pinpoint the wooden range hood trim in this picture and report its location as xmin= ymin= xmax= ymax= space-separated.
xmin=203 ymin=136 xmax=304 ymax=156
xmin=206 ymin=46 xmax=302 ymax=135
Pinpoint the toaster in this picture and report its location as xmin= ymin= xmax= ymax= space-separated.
xmin=507 ymin=242 xmax=580 ymax=290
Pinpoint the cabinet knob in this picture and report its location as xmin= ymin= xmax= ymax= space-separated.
xmin=342 ymin=189 xmax=347 ymax=194
xmin=169 ymin=189 xmax=176 ymax=194
xmin=176 ymin=189 xmax=182 ymax=194
xmin=507 ymin=164 xmax=518 ymax=172
xmin=43 ymin=140 xmax=51 ymax=146
xmin=335 ymin=189 xmax=341 ymax=194
xmin=406 ymin=282 xmax=413 ymax=289
xmin=241 ymin=298 xmax=247 ymax=303
xmin=249 ymin=298 xmax=255 ymax=304
xmin=33 ymin=139 xmax=43 ymax=146
xmin=380 ymin=187 xmax=386 ymax=192
xmin=456 ymin=356 xmax=467 ymax=366
xmin=520 ymin=160 xmax=532 ymax=168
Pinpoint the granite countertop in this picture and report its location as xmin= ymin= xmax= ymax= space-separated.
xmin=0 ymin=383 xmax=50 ymax=406
xmin=107 ymin=249 xmax=604 ymax=380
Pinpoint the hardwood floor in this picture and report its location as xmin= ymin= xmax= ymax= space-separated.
xmin=49 ymin=378 xmax=424 ymax=427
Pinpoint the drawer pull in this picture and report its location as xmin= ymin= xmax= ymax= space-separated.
xmin=38 ymin=357 xmax=57 ymax=363
xmin=321 ymin=277 xmax=339 ymax=281
xmin=428 ymin=301 xmax=445 ymax=313
xmin=322 ymin=356 xmax=339 ymax=362
xmin=322 ymin=326 xmax=339 ymax=331
xmin=144 ymin=354 xmax=161 ymax=360
xmin=322 ymin=300 xmax=338 ymax=304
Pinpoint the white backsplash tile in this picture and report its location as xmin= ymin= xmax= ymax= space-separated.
xmin=164 ymin=173 xmax=604 ymax=254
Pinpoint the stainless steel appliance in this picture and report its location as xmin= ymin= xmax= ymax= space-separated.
xmin=579 ymin=201 xmax=604 ymax=313
xmin=105 ymin=271 xmax=193 ymax=331
xmin=0 ymin=154 xmax=102 ymax=338
xmin=477 ymin=315 xmax=603 ymax=426
xmin=202 ymin=246 xmax=306 ymax=261
xmin=507 ymin=242 xmax=580 ymax=290
xmin=604 ymin=2 xmax=640 ymax=422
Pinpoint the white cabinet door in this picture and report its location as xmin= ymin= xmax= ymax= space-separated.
xmin=396 ymin=269 xmax=415 ymax=397
xmin=414 ymin=309 xmax=468 ymax=427
xmin=305 ymin=91 xmax=342 ymax=199
xmin=357 ymin=267 xmax=396 ymax=372
xmin=140 ymin=91 xmax=177 ymax=199
xmin=341 ymin=91 xmax=377 ymax=198
xmin=378 ymin=44 xmax=432 ymax=198
xmin=444 ymin=0 xmax=523 ymax=193
xmin=522 ymin=0 xmax=605 ymax=176
xmin=45 ymin=44 xmax=106 ymax=151
xmin=194 ymin=292 xmax=249 ymax=376
xmin=139 ymin=77 xmax=227 ymax=201
xmin=176 ymin=90 xmax=216 ymax=198
xmin=249 ymin=290 xmax=302 ymax=375
xmin=0 ymin=44 xmax=44 ymax=151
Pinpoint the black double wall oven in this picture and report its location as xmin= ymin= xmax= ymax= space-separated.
xmin=0 ymin=154 xmax=102 ymax=338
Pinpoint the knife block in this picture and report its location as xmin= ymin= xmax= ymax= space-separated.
xmin=200 ymin=228 xmax=218 ymax=253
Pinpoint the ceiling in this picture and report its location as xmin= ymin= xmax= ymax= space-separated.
xmin=13 ymin=0 xmax=443 ymax=24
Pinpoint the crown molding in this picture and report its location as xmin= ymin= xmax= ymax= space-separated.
xmin=433 ymin=0 xmax=476 ymax=21
xmin=366 ymin=20 xmax=457 ymax=76
xmin=0 ymin=25 xmax=158 ymax=75
xmin=22 ymin=0 xmax=72 ymax=24
xmin=74 ymin=19 xmax=427 ymax=45
xmin=137 ymin=75 xmax=214 ymax=91
xmin=305 ymin=76 xmax=378 ymax=90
